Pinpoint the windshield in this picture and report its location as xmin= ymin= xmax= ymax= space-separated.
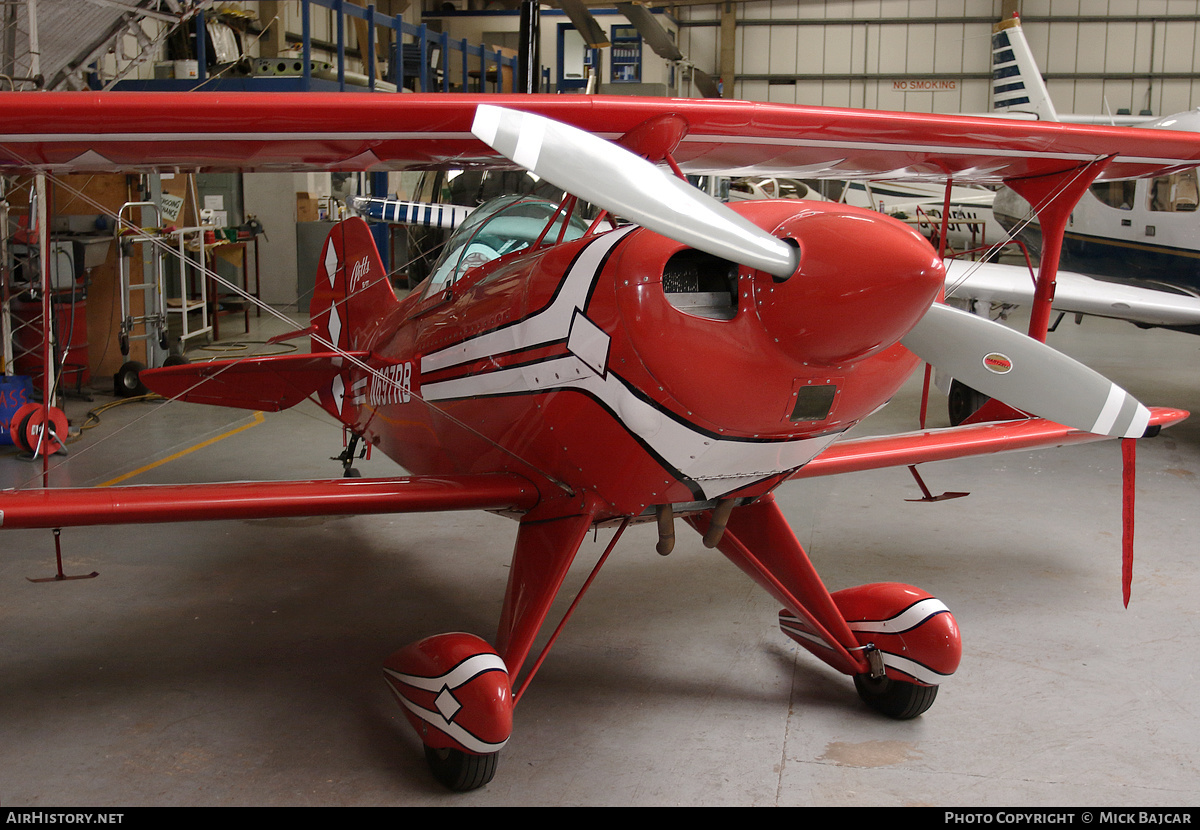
xmin=424 ymin=195 xmax=589 ymax=295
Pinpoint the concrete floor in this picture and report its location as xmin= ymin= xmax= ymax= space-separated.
xmin=2 ymin=306 xmax=1199 ymax=806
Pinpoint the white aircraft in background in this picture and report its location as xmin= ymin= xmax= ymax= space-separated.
xmin=838 ymin=180 xmax=1007 ymax=254
xmin=947 ymin=15 xmax=1200 ymax=334
xmin=729 ymin=176 xmax=1007 ymax=255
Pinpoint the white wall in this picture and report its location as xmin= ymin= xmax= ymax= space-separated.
xmin=679 ymin=0 xmax=1200 ymax=117
xmin=424 ymin=8 xmax=682 ymax=92
xmin=242 ymin=172 xmax=329 ymax=307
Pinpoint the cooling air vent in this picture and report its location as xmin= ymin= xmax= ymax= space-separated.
xmin=662 ymin=250 xmax=738 ymax=320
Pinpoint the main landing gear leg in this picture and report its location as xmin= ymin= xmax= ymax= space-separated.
xmin=382 ymin=493 xmax=601 ymax=790
xmin=687 ymin=494 xmax=961 ymax=718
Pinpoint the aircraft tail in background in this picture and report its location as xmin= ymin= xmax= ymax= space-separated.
xmin=991 ymin=16 xmax=1059 ymax=122
xmin=989 ymin=16 xmax=1157 ymax=125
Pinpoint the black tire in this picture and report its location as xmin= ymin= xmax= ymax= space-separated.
xmin=12 ymin=408 xmax=36 ymax=454
xmin=423 ymin=745 xmax=498 ymax=791
xmin=163 ymin=353 xmax=189 ymax=367
xmin=947 ymin=379 xmax=987 ymax=426
xmin=854 ymin=673 xmax=938 ymax=720
xmin=114 ymin=361 xmax=148 ymax=397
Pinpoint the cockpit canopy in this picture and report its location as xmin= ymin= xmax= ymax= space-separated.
xmin=425 ymin=195 xmax=590 ymax=296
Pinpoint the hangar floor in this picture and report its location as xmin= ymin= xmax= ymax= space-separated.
xmin=2 ymin=305 xmax=1199 ymax=807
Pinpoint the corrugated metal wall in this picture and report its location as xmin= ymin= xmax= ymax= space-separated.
xmin=679 ymin=0 xmax=1200 ymax=118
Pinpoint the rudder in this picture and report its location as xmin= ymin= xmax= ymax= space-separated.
xmin=310 ymin=217 xmax=399 ymax=354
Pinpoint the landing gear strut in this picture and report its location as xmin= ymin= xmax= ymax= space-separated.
xmin=333 ymin=432 xmax=366 ymax=477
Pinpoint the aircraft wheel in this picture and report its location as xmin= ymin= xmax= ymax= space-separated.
xmin=947 ymin=379 xmax=987 ymax=426
xmin=114 ymin=361 xmax=148 ymax=397
xmin=853 ymin=673 xmax=938 ymax=720
xmin=423 ymin=745 xmax=498 ymax=791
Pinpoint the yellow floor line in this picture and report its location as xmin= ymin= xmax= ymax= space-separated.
xmin=99 ymin=411 xmax=266 ymax=487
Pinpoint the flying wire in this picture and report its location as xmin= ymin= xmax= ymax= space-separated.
xmin=942 ymin=158 xmax=1111 ymax=302
xmin=1 ymin=164 xmax=573 ymax=495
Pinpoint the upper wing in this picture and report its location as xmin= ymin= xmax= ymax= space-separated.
xmin=945 ymin=259 xmax=1200 ymax=328
xmin=4 ymin=92 xmax=1200 ymax=183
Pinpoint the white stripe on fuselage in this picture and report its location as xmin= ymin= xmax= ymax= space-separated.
xmin=418 ymin=226 xmax=840 ymax=498
xmin=420 ymin=225 xmax=635 ymax=373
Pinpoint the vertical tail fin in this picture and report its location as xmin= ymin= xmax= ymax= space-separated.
xmin=991 ymin=16 xmax=1060 ymax=122
xmin=310 ymin=217 xmax=399 ymax=354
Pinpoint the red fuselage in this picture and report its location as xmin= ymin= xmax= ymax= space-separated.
xmin=323 ymin=200 xmax=943 ymax=519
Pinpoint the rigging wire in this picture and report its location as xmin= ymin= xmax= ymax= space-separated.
xmin=942 ymin=159 xmax=1109 ymax=301
xmin=1 ymin=166 xmax=574 ymax=495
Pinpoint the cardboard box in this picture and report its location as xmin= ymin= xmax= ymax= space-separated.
xmin=296 ymin=192 xmax=319 ymax=223
xmin=493 ymin=45 xmax=517 ymax=93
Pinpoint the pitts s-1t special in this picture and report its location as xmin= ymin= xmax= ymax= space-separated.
xmin=0 ymin=94 xmax=1192 ymax=790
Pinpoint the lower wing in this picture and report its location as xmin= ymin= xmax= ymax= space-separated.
xmin=795 ymin=406 xmax=1186 ymax=479
xmin=0 ymin=474 xmax=539 ymax=529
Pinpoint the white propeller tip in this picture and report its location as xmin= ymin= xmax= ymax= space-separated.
xmin=1121 ymin=403 xmax=1152 ymax=439
xmin=1091 ymin=385 xmax=1153 ymax=438
xmin=472 ymin=104 xmax=503 ymax=145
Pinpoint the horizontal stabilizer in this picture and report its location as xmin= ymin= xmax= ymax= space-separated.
xmin=142 ymin=352 xmax=368 ymax=412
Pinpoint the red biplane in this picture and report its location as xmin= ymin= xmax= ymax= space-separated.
xmin=0 ymin=93 xmax=1194 ymax=790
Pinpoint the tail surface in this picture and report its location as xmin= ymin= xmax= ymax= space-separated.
xmin=143 ymin=219 xmax=395 ymax=425
xmin=991 ymin=16 xmax=1059 ymax=121
xmin=310 ymin=217 xmax=400 ymax=354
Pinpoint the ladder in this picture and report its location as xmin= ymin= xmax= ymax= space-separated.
xmin=115 ymin=201 xmax=168 ymax=359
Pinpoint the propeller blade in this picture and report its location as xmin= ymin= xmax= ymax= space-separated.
xmin=349 ymin=196 xmax=474 ymax=229
xmin=690 ymin=66 xmax=722 ymax=99
xmin=556 ymin=0 xmax=610 ymax=48
xmin=614 ymin=3 xmax=683 ymax=61
xmin=902 ymin=303 xmax=1151 ymax=438
xmin=471 ymin=104 xmax=800 ymax=278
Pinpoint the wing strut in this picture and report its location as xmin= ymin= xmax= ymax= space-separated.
xmin=1122 ymin=438 xmax=1137 ymax=607
xmin=1003 ymin=155 xmax=1115 ymax=341
xmin=1001 ymin=155 xmax=1148 ymax=603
